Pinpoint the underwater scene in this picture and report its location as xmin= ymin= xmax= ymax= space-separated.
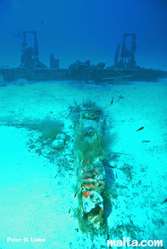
xmin=0 ymin=0 xmax=167 ymax=248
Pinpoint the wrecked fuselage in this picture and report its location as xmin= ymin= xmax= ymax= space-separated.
xmin=1 ymin=32 xmax=167 ymax=82
xmin=72 ymin=101 xmax=110 ymax=231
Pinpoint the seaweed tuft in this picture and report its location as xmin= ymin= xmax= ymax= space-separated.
xmin=38 ymin=117 xmax=64 ymax=140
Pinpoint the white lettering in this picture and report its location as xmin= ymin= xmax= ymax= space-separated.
xmin=23 ymin=237 xmax=29 ymax=242
xmin=131 ymin=240 xmax=138 ymax=247
xmin=140 ymin=240 xmax=147 ymax=246
xmin=116 ymin=240 xmax=123 ymax=247
xmin=107 ymin=240 xmax=115 ymax=247
xmin=126 ymin=237 xmax=131 ymax=246
xmin=123 ymin=237 xmax=126 ymax=246
xmin=7 ymin=237 xmax=22 ymax=242
xmin=107 ymin=238 xmax=163 ymax=247
xmin=31 ymin=237 xmax=46 ymax=242
xmin=148 ymin=240 xmax=154 ymax=247
xmin=154 ymin=240 xmax=163 ymax=247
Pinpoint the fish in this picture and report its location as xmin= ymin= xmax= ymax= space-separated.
xmin=161 ymin=198 xmax=167 ymax=204
xmin=142 ymin=140 xmax=150 ymax=143
xmin=74 ymin=187 xmax=81 ymax=198
xmin=136 ymin=126 xmax=144 ymax=132
xmin=103 ymin=97 xmax=114 ymax=109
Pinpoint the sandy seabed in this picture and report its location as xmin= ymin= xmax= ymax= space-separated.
xmin=0 ymin=77 xmax=167 ymax=249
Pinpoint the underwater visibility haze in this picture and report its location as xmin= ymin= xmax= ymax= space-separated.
xmin=0 ymin=0 xmax=167 ymax=69
xmin=0 ymin=0 xmax=167 ymax=249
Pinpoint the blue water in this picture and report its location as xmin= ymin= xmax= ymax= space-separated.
xmin=0 ymin=1 xmax=167 ymax=249
xmin=0 ymin=0 xmax=167 ymax=69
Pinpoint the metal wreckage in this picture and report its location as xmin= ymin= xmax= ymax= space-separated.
xmin=71 ymin=100 xmax=112 ymax=233
xmin=1 ymin=32 xmax=166 ymax=232
xmin=1 ymin=31 xmax=167 ymax=82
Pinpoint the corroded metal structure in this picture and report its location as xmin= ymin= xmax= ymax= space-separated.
xmin=21 ymin=31 xmax=47 ymax=69
xmin=115 ymin=33 xmax=137 ymax=68
xmin=1 ymin=32 xmax=167 ymax=82
xmin=71 ymin=101 xmax=111 ymax=232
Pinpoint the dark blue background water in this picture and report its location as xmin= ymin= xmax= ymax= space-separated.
xmin=0 ymin=0 xmax=167 ymax=69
